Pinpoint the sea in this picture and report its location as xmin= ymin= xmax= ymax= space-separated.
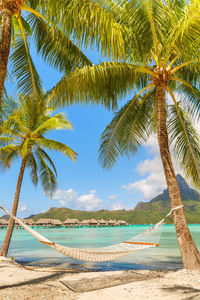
xmin=0 ymin=224 xmax=200 ymax=271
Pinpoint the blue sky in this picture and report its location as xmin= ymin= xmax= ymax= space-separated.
xmin=1 ymin=42 xmax=171 ymax=218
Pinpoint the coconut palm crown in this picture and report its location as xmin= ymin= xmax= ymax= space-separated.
xmin=0 ymin=95 xmax=77 ymax=192
xmin=0 ymin=0 xmax=125 ymax=106
xmin=0 ymin=94 xmax=77 ymax=256
xmin=48 ymin=0 xmax=200 ymax=269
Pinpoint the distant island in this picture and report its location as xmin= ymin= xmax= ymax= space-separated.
xmin=29 ymin=174 xmax=200 ymax=224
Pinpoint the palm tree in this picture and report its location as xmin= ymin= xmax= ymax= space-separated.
xmin=48 ymin=1 xmax=200 ymax=269
xmin=0 ymin=94 xmax=77 ymax=256
xmin=0 ymin=0 xmax=124 ymax=106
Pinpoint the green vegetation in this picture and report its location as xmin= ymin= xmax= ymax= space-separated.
xmin=0 ymin=0 xmax=124 ymax=106
xmin=32 ymin=175 xmax=200 ymax=225
xmin=0 ymin=95 xmax=77 ymax=256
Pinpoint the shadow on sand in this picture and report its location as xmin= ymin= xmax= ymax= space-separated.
xmin=162 ymin=285 xmax=200 ymax=300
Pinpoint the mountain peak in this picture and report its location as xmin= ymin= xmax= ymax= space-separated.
xmin=176 ymin=174 xmax=190 ymax=192
xmin=151 ymin=173 xmax=200 ymax=203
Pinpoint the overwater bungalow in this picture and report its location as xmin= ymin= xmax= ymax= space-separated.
xmin=113 ymin=220 xmax=119 ymax=226
xmin=98 ymin=219 xmax=107 ymax=226
xmin=107 ymin=220 xmax=115 ymax=226
xmin=0 ymin=219 xmax=8 ymax=229
xmin=89 ymin=219 xmax=98 ymax=226
xmin=118 ymin=220 xmax=127 ymax=226
xmin=51 ymin=219 xmax=62 ymax=228
xmin=35 ymin=218 xmax=52 ymax=227
xmin=23 ymin=219 xmax=35 ymax=226
xmin=63 ymin=218 xmax=79 ymax=227
xmin=80 ymin=219 xmax=89 ymax=226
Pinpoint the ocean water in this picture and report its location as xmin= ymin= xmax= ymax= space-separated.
xmin=0 ymin=225 xmax=200 ymax=271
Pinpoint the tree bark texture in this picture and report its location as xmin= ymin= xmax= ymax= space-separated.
xmin=156 ymin=83 xmax=200 ymax=270
xmin=0 ymin=8 xmax=12 ymax=108
xmin=0 ymin=157 xmax=26 ymax=256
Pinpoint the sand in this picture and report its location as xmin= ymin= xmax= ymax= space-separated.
xmin=0 ymin=256 xmax=200 ymax=300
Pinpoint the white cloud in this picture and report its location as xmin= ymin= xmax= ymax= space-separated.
xmin=52 ymin=189 xmax=103 ymax=211
xmin=111 ymin=202 xmax=126 ymax=210
xmin=109 ymin=194 xmax=117 ymax=201
xmin=123 ymin=152 xmax=182 ymax=200
xmin=144 ymin=135 xmax=159 ymax=155
xmin=19 ymin=204 xmax=28 ymax=212
xmin=137 ymin=155 xmax=163 ymax=176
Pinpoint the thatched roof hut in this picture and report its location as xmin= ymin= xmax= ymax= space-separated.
xmin=118 ymin=220 xmax=127 ymax=225
xmin=107 ymin=220 xmax=115 ymax=226
xmin=0 ymin=219 xmax=8 ymax=225
xmin=23 ymin=219 xmax=34 ymax=225
xmin=63 ymin=218 xmax=79 ymax=225
xmin=80 ymin=219 xmax=89 ymax=226
xmin=51 ymin=219 xmax=62 ymax=226
xmin=35 ymin=218 xmax=52 ymax=226
xmin=98 ymin=219 xmax=107 ymax=226
xmin=89 ymin=219 xmax=98 ymax=225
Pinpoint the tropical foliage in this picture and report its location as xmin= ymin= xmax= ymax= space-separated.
xmin=49 ymin=0 xmax=200 ymax=187
xmin=0 ymin=94 xmax=77 ymax=194
xmin=0 ymin=94 xmax=77 ymax=256
xmin=0 ymin=0 xmax=125 ymax=104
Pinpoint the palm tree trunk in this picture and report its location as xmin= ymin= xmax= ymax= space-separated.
xmin=156 ymin=83 xmax=200 ymax=270
xmin=0 ymin=7 xmax=12 ymax=108
xmin=0 ymin=157 xmax=26 ymax=257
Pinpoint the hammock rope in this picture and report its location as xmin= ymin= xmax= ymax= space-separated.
xmin=0 ymin=205 xmax=183 ymax=262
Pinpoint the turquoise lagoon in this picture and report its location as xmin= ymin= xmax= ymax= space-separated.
xmin=0 ymin=225 xmax=200 ymax=271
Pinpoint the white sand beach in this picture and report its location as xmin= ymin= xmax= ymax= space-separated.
xmin=0 ymin=256 xmax=200 ymax=300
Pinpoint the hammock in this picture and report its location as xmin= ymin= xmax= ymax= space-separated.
xmin=0 ymin=206 xmax=183 ymax=262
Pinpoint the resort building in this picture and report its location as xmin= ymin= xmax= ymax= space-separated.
xmin=80 ymin=219 xmax=89 ymax=226
xmin=107 ymin=220 xmax=115 ymax=226
xmin=98 ymin=219 xmax=107 ymax=226
xmin=50 ymin=219 xmax=62 ymax=227
xmin=35 ymin=218 xmax=52 ymax=227
xmin=0 ymin=219 xmax=8 ymax=229
xmin=23 ymin=219 xmax=35 ymax=226
xmin=118 ymin=220 xmax=127 ymax=226
xmin=89 ymin=219 xmax=98 ymax=226
xmin=63 ymin=218 xmax=79 ymax=227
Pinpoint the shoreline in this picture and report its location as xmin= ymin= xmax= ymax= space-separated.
xmin=0 ymin=256 xmax=200 ymax=300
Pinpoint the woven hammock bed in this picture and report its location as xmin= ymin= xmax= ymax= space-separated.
xmin=0 ymin=206 xmax=182 ymax=262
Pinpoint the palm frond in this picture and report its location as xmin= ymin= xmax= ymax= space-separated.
xmin=2 ymin=95 xmax=19 ymax=119
xmin=24 ymin=0 xmax=125 ymax=60
xmin=37 ymin=138 xmax=77 ymax=162
xmin=0 ymin=147 xmax=19 ymax=169
xmin=0 ymin=137 xmax=18 ymax=147
xmin=99 ymin=88 xmax=155 ymax=169
xmin=10 ymin=37 xmax=42 ymax=97
xmin=168 ymin=104 xmax=200 ymax=189
xmin=59 ymin=0 xmax=125 ymax=60
xmin=167 ymin=2 xmax=200 ymax=59
xmin=173 ymin=83 xmax=200 ymax=120
xmin=123 ymin=0 xmax=169 ymax=62
xmin=32 ymin=113 xmax=73 ymax=135
xmin=35 ymin=149 xmax=57 ymax=194
xmin=26 ymin=152 xmax=39 ymax=186
xmin=36 ymin=147 xmax=57 ymax=176
xmin=11 ymin=15 xmax=32 ymax=46
xmin=28 ymin=13 xmax=92 ymax=72
xmin=48 ymin=62 xmax=151 ymax=109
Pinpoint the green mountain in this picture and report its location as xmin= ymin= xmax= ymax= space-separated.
xmin=30 ymin=174 xmax=200 ymax=224
xmin=133 ymin=174 xmax=200 ymax=224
